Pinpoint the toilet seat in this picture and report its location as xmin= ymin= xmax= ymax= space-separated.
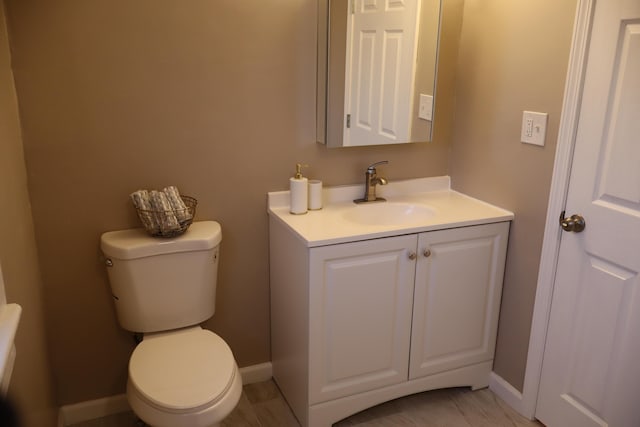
xmin=129 ymin=327 xmax=236 ymax=413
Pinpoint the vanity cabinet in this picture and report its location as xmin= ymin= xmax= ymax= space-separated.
xmin=270 ymin=217 xmax=510 ymax=427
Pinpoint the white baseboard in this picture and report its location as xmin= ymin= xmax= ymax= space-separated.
xmin=57 ymin=361 xmax=273 ymax=426
xmin=239 ymin=361 xmax=273 ymax=385
xmin=489 ymin=372 xmax=535 ymax=420
xmin=58 ymin=394 xmax=129 ymax=426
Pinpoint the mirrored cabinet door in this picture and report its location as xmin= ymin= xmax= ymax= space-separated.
xmin=317 ymin=0 xmax=442 ymax=147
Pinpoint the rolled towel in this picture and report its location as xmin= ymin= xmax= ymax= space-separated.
xmin=130 ymin=189 xmax=151 ymax=210
xmin=130 ymin=190 xmax=159 ymax=234
xmin=149 ymin=190 xmax=180 ymax=234
xmin=163 ymin=186 xmax=190 ymax=223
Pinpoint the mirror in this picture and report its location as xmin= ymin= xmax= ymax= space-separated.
xmin=317 ymin=0 xmax=442 ymax=147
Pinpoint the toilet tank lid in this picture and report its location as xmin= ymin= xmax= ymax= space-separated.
xmin=100 ymin=221 xmax=222 ymax=260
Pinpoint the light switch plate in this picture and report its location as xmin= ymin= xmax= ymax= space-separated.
xmin=521 ymin=111 xmax=548 ymax=146
xmin=419 ymin=94 xmax=433 ymax=121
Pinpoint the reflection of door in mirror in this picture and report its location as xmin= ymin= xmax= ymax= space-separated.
xmin=321 ymin=0 xmax=441 ymax=147
xmin=345 ymin=0 xmax=420 ymax=146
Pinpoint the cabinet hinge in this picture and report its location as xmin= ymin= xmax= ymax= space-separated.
xmin=346 ymin=114 xmax=351 ymax=128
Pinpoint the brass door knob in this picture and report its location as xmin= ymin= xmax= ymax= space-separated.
xmin=560 ymin=213 xmax=586 ymax=233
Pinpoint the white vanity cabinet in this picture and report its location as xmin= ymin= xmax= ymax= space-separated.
xmin=269 ymin=216 xmax=510 ymax=427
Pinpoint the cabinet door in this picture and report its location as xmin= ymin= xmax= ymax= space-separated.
xmin=409 ymin=222 xmax=509 ymax=379
xmin=309 ymin=235 xmax=417 ymax=404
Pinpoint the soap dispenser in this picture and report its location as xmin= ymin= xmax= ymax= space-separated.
xmin=290 ymin=163 xmax=308 ymax=215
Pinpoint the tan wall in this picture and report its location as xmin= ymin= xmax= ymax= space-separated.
xmin=4 ymin=0 xmax=450 ymax=405
xmin=0 ymin=2 xmax=57 ymax=426
xmin=3 ymin=0 xmax=578 ymax=406
xmin=326 ymin=0 xmax=348 ymax=145
xmin=449 ymin=0 xmax=577 ymax=391
xmin=409 ymin=0 xmax=441 ymax=142
xmin=431 ymin=0 xmax=464 ymax=149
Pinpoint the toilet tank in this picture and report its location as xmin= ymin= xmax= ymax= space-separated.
xmin=100 ymin=221 xmax=222 ymax=333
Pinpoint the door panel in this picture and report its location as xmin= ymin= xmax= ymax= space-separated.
xmin=596 ymin=23 xmax=640 ymax=206
xmin=344 ymin=0 xmax=419 ymax=146
xmin=536 ymin=1 xmax=640 ymax=426
xmin=308 ymin=235 xmax=416 ymax=404
xmin=409 ymin=223 xmax=509 ymax=379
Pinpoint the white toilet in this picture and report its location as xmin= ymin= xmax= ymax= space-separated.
xmin=100 ymin=221 xmax=242 ymax=427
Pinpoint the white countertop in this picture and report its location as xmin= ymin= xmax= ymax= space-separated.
xmin=268 ymin=176 xmax=514 ymax=247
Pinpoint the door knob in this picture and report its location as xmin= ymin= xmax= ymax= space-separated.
xmin=560 ymin=212 xmax=586 ymax=233
xmin=423 ymin=249 xmax=431 ymax=257
xmin=408 ymin=252 xmax=417 ymax=260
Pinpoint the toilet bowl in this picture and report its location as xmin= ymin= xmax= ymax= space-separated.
xmin=127 ymin=327 xmax=242 ymax=427
xmin=100 ymin=221 xmax=241 ymax=426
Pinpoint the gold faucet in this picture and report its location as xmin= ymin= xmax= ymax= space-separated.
xmin=354 ymin=161 xmax=388 ymax=203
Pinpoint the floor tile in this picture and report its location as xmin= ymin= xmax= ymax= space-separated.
xmin=68 ymin=381 xmax=543 ymax=427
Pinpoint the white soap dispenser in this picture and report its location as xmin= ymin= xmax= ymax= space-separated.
xmin=290 ymin=163 xmax=308 ymax=215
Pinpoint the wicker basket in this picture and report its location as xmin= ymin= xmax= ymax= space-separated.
xmin=135 ymin=195 xmax=197 ymax=238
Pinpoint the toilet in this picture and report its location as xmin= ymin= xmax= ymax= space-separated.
xmin=100 ymin=221 xmax=242 ymax=427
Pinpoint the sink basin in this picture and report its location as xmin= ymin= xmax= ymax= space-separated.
xmin=342 ymin=202 xmax=436 ymax=226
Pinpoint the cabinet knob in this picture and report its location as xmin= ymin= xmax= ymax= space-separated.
xmin=423 ymin=249 xmax=432 ymax=257
xmin=408 ymin=252 xmax=417 ymax=260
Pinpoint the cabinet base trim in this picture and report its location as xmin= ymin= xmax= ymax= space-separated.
xmin=307 ymin=361 xmax=492 ymax=427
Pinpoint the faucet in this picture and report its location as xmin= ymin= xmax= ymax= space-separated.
xmin=354 ymin=161 xmax=389 ymax=203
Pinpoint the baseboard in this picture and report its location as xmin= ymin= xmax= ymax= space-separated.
xmin=57 ymin=361 xmax=273 ymax=426
xmin=489 ymin=372 xmax=535 ymax=420
xmin=239 ymin=361 xmax=273 ymax=385
xmin=58 ymin=394 xmax=129 ymax=426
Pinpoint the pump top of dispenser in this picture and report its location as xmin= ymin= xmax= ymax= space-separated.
xmin=294 ymin=163 xmax=308 ymax=179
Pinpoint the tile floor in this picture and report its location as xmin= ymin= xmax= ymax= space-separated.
xmin=68 ymin=380 xmax=543 ymax=427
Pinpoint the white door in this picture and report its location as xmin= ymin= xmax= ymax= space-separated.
xmin=343 ymin=0 xmax=420 ymax=146
xmin=536 ymin=1 xmax=640 ymax=426
xmin=308 ymin=235 xmax=416 ymax=404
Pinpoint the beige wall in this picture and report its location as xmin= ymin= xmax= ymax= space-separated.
xmin=4 ymin=0 xmax=450 ymax=405
xmin=0 ymin=2 xmax=57 ymax=426
xmin=449 ymin=0 xmax=577 ymax=391
xmin=431 ymin=0 xmax=464 ymax=149
xmin=2 ymin=0 xmax=578 ymax=407
xmin=409 ymin=0 xmax=441 ymax=141
xmin=326 ymin=0 xmax=348 ymax=145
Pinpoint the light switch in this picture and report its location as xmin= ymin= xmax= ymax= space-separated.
xmin=521 ymin=111 xmax=548 ymax=146
xmin=419 ymin=94 xmax=433 ymax=121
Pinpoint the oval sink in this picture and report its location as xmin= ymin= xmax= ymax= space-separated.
xmin=342 ymin=202 xmax=436 ymax=226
